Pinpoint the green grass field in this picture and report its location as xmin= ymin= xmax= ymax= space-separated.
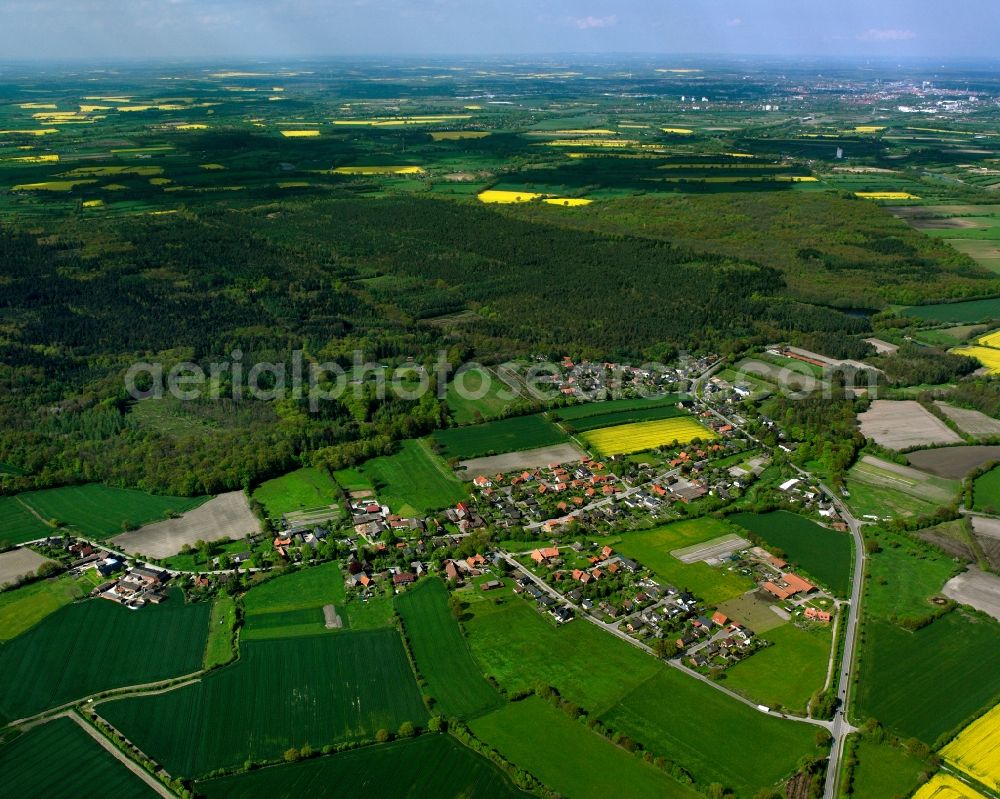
xmin=0 ymin=496 xmax=53 ymax=545
xmin=844 ymin=738 xmax=927 ymax=799
xmin=100 ymin=630 xmax=429 ymax=776
xmin=432 ymin=415 xmax=567 ymax=460
xmin=730 ymin=511 xmax=853 ymax=596
xmin=0 ymin=572 xmax=100 ymax=641
xmin=331 ymin=467 xmax=373 ymax=493
xmin=203 ymin=594 xmax=237 ymax=669
xmin=904 ymin=297 xmax=1000 ymax=323
xmin=10 ymin=484 xmax=207 ymax=540
xmin=844 ymin=479 xmax=941 ymax=520
xmin=612 ymin=518 xmax=756 ymax=605
xmin=197 ymin=734 xmax=529 ymax=799
xmin=446 ymin=367 xmax=518 ymax=425
xmin=973 ymin=465 xmax=1000 ymax=512
xmin=553 ymin=394 xmax=686 ymax=421
xmin=722 ymin=622 xmax=832 ymax=713
xmin=600 ymin=668 xmax=819 ymax=797
xmin=0 ymin=715 xmax=158 ymax=798
xmin=471 ymin=697 xmax=700 ymax=799
xmin=564 ymin=403 xmax=688 ymax=433
xmin=464 ymin=586 xmax=660 ymax=713
xmin=864 ymin=531 xmax=956 ymax=623
xmin=395 ymin=578 xmax=503 ymax=719
xmin=0 ymin=591 xmax=209 ymax=723
xmin=251 ymin=467 xmax=339 ymax=520
xmin=359 ymin=439 xmax=469 ymax=514
xmin=244 ymin=562 xmax=346 ymax=615
xmin=856 ymin=612 xmax=1000 ymax=744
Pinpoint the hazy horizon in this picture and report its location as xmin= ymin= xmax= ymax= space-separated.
xmin=0 ymin=0 xmax=998 ymax=61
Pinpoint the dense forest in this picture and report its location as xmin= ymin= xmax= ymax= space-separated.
xmin=0 ymin=193 xmax=984 ymax=494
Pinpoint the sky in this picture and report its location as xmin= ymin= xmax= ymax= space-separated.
xmin=0 ymin=0 xmax=998 ymax=61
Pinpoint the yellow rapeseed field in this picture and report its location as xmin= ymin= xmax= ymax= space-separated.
xmin=977 ymin=330 xmax=1000 ymax=348
xmin=852 ymin=126 xmax=886 ymax=133
xmin=542 ymin=198 xmax=592 ymax=206
xmin=911 ymin=773 xmax=988 ymax=799
xmin=951 ymin=345 xmax=1000 ymax=374
xmin=332 ymin=115 xmax=471 ymax=127
xmin=0 ymin=129 xmax=59 ymax=136
xmin=200 ymin=163 xmax=225 ymax=170
xmin=941 ymin=703 xmax=1000 ymax=786
xmin=477 ymin=189 xmax=546 ymax=204
xmin=582 ymin=417 xmax=716 ymax=456
xmin=19 ymin=103 xmax=57 ymax=109
xmin=4 ymin=154 xmax=59 ymax=164
xmin=13 ymin=180 xmax=97 ymax=192
xmin=82 ymin=199 xmax=104 ymax=208
xmin=855 ymin=191 xmax=921 ymax=200
xmin=331 ymin=165 xmax=425 ymax=175
xmin=430 ymin=131 xmax=490 ymax=140
xmin=281 ymin=130 xmax=320 ymax=137
xmin=175 ymin=123 xmax=208 ymax=130
xmin=662 ymin=127 xmax=694 ymax=134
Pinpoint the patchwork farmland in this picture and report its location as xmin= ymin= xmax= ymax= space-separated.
xmin=99 ymin=629 xmax=428 ymax=776
xmin=433 ymin=415 xmax=567 ymax=460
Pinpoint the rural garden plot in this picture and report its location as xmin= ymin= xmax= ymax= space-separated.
xmin=848 ymin=455 xmax=959 ymax=506
xmin=99 ymin=629 xmax=428 ymax=777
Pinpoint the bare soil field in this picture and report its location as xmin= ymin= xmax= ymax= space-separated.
xmin=917 ymin=520 xmax=976 ymax=562
xmin=323 ymin=605 xmax=343 ymax=629
xmin=857 ymin=401 xmax=962 ymax=450
xmin=907 ymin=445 xmax=1000 ymax=479
xmin=942 ymin=566 xmax=1000 ymax=622
xmin=0 ymin=547 xmax=48 ymax=585
xmin=111 ymin=491 xmax=260 ymax=558
xmin=934 ymin=402 xmax=1000 ymax=437
xmin=971 ymin=516 xmax=1000 ymax=570
xmin=910 ymin=218 xmax=989 ymax=230
xmin=736 ymin=359 xmax=820 ymax=392
xmin=458 ymin=442 xmax=585 ymax=478
xmin=864 ymin=338 xmax=898 ymax=355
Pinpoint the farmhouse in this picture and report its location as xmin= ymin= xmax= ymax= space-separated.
xmin=805 ymin=607 xmax=832 ymax=623
xmin=762 ymin=572 xmax=816 ymax=601
xmin=530 ymin=546 xmax=561 ymax=564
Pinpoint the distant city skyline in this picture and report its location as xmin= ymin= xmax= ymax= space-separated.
xmin=0 ymin=0 xmax=998 ymax=61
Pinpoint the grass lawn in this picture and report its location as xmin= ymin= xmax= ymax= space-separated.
xmin=0 ymin=715 xmax=158 ymax=798
xmin=359 ymin=439 xmax=468 ymax=514
xmin=331 ymin=467 xmax=373 ymax=493
xmin=730 ymin=511 xmax=853 ymax=597
xmin=0 ymin=573 xmax=97 ymax=641
xmin=973 ymin=465 xmax=1000 ymax=513
xmin=203 ymin=594 xmax=237 ymax=669
xmin=471 ymin=697 xmax=700 ymax=799
xmin=843 ymin=738 xmax=928 ymax=799
xmin=723 ymin=622 xmax=833 ymax=713
xmin=0 ymin=590 xmax=209 ymax=723
xmin=463 ymin=586 xmax=660 ymax=713
xmin=600 ymin=667 xmax=819 ymax=797
xmin=864 ymin=530 xmax=957 ymax=623
xmin=395 ymin=578 xmax=503 ymax=719
xmin=244 ymin=562 xmax=346 ymax=616
xmin=845 ymin=478 xmax=942 ymax=520
xmin=251 ymin=467 xmax=339 ymax=520
xmin=613 ymin=518 xmax=755 ymax=605
xmin=446 ymin=367 xmax=517 ymax=425
xmin=0 ymin=496 xmax=52 ymax=545
xmin=13 ymin=484 xmax=207 ymax=540
xmin=100 ymin=630 xmax=429 ymax=777
xmin=432 ymin=414 xmax=567 ymax=460
xmin=856 ymin=612 xmax=1000 ymax=745
xmin=198 ymin=734 xmax=529 ymax=799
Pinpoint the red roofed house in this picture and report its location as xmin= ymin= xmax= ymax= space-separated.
xmin=530 ymin=547 xmax=561 ymax=564
xmin=467 ymin=553 xmax=487 ymax=568
xmin=591 ymin=568 xmax=603 ymax=581
xmin=473 ymin=475 xmax=492 ymax=488
xmin=601 ymin=545 xmax=614 ymax=559
xmin=763 ymin=581 xmax=794 ymax=601
xmin=393 ymin=571 xmax=417 ymax=587
xmin=805 ymin=607 xmax=832 ymax=623
xmin=711 ymin=611 xmax=729 ymax=627
xmin=783 ymin=573 xmax=815 ymax=595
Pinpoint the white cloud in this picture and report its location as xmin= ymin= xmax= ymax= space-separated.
xmin=858 ymin=28 xmax=916 ymax=42
xmin=726 ymin=17 xmax=742 ymax=27
xmin=572 ymin=14 xmax=617 ymax=30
